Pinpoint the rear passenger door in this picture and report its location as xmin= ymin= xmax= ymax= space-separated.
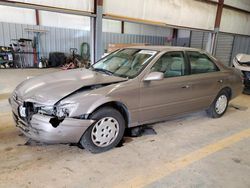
xmin=185 ymin=51 xmax=226 ymax=110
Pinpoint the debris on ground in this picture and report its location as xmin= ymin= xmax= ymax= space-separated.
xmin=229 ymin=104 xmax=248 ymax=111
xmin=24 ymin=139 xmax=46 ymax=146
xmin=128 ymin=125 xmax=157 ymax=137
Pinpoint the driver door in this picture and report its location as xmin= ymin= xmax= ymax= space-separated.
xmin=139 ymin=51 xmax=195 ymax=124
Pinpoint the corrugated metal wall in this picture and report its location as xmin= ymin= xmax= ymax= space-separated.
xmin=215 ymin=33 xmax=234 ymax=66
xmin=190 ymin=31 xmax=238 ymax=66
xmin=173 ymin=38 xmax=190 ymax=47
xmin=1 ymin=21 xmax=250 ymax=68
xmin=0 ymin=22 xmax=169 ymax=66
xmin=202 ymin=33 xmax=209 ymax=50
xmin=190 ymin=31 xmax=209 ymax=50
xmin=190 ymin=31 xmax=204 ymax=49
xmin=231 ymin=35 xmax=250 ymax=61
xmin=102 ymin=32 xmax=167 ymax=52
xmin=0 ymin=22 xmax=90 ymax=58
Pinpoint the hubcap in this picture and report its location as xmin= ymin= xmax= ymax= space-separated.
xmin=215 ymin=95 xmax=228 ymax=114
xmin=91 ymin=117 xmax=119 ymax=147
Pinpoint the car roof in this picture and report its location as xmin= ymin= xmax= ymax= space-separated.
xmin=126 ymin=45 xmax=201 ymax=52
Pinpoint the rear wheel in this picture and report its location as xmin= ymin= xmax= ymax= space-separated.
xmin=80 ymin=107 xmax=125 ymax=153
xmin=206 ymin=90 xmax=229 ymax=118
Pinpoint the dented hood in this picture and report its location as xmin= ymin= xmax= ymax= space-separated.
xmin=233 ymin=53 xmax=250 ymax=72
xmin=14 ymin=68 xmax=127 ymax=105
xmin=236 ymin=54 xmax=250 ymax=63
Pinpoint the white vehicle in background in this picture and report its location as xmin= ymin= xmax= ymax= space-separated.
xmin=233 ymin=53 xmax=250 ymax=94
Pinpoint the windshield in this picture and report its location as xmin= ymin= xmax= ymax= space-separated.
xmin=92 ymin=49 xmax=157 ymax=78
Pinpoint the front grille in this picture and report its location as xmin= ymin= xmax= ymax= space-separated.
xmin=12 ymin=111 xmax=29 ymax=128
xmin=245 ymin=72 xmax=250 ymax=79
xmin=243 ymin=71 xmax=250 ymax=79
xmin=11 ymin=93 xmax=28 ymax=123
xmin=12 ymin=112 xmax=18 ymax=122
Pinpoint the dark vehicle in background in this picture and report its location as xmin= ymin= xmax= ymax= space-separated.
xmin=233 ymin=53 xmax=250 ymax=94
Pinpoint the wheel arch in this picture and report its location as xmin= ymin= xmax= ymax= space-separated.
xmin=208 ymin=86 xmax=232 ymax=107
xmin=87 ymin=101 xmax=130 ymax=128
xmin=221 ymin=86 xmax=232 ymax=100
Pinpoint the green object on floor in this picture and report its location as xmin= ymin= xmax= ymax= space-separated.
xmin=80 ymin=42 xmax=90 ymax=61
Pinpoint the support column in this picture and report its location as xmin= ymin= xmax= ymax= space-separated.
xmin=90 ymin=17 xmax=95 ymax=64
xmin=209 ymin=0 xmax=224 ymax=55
xmin=35 ymin=9 xmax=40 ymax=25
xmin=172 ymin=28 xmax=178 ymax=46
xmin=121 ymin=21 xmax=125 ymax=34
xmin=93 ymin=0 xmax=103 ymax=62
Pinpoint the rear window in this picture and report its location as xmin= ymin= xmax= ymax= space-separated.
xmin=187 ymin=51 xmax=219 ymax=74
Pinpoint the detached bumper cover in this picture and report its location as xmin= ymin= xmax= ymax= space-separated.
xmin=9 ymin=94 xmax=95 ymax=143
xmin=12 ymin=113 xmax=95 ymax=144
xmin=232 ymin=57 xmax=250 ymax=89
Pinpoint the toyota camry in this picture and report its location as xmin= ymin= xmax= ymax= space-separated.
xmin=9 ymin=46 xmax=243 ymax=153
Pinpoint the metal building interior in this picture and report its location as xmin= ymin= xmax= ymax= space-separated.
xmin=0 ymin=0 xmax=250 ymax=187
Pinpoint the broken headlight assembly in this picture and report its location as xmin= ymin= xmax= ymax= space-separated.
xmin=19 ymin=102 xmax=36 ymax=118
xmin=36 ymin=103 xmax=78 ymax=118
xmin=55 ymin=103 xmax=78 ymax=118
xmin=37 ymin=105 xmax=55 ymax=116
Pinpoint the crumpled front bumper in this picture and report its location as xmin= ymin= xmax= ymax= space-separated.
xmin=232 ymin=59 xmax=250 ymax=89
xmin=9 ymin=95 xmax=95 ymax=144
xmin=12 ymin=113 xmax=95 ymax=144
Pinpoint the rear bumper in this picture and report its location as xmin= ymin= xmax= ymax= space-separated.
xmin=12 ymin=113 xmax=95 ymax=144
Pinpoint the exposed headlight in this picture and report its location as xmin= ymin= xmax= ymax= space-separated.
xmin=19 ymin=106 xmax=27 ymax=117
xmin=38 ymin=105 xmax=55 ymax=116
xmin=56 ymin=103 xmax=78 ymax=118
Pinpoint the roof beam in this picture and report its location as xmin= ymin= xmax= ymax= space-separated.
xmin=103 ymin=13 xmax=213 ymax=32
xmin=200 ymin=0 xmax=250 ymax=14
xmin=0 ymin=0 xmax=95 ymax=17
xmin=35 ymin=9 xmax=40 ymax=25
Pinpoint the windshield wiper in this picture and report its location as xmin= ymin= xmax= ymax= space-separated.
xmin=92 ymin=68 xmax=114 ymax=76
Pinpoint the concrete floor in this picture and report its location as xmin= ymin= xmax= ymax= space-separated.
xmin=0 ymin=69 xmax=250 ymax=188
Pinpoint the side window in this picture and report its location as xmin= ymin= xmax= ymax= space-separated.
xmin=187 ymin=51 xmax=219 ymax=74
xmin=151 ymin=52 xmax=186 ymax=78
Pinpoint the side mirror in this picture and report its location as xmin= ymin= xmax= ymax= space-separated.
xmin=144 ymin=72 xmax=164 ymax=81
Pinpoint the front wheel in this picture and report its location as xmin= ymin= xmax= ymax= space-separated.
xmin=80 ymin=107 xmax=125 ymax=153
xmin=206 ymin=90 xmax=229 ymax=118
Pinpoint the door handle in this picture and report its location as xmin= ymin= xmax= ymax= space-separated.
xmin=182 ymin=85 xmax=190 ymax=89
xmin=218 ymin=79 xmax=223 ymax=83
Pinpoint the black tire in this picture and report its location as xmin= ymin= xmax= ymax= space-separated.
xmin=80 ymin=107 xmax=125 ymax=153
xmin=206 ymin=90 xmax=229 ymax=118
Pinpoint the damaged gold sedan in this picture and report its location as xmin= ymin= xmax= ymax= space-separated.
xmin=9 ymin=46 xmax=243 ymax=153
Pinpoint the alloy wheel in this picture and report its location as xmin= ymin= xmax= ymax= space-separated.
xmin=91 ymin=117 xmax=119 ymax=147
xmin=215 ymin=94 xmax=228 ymax=114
